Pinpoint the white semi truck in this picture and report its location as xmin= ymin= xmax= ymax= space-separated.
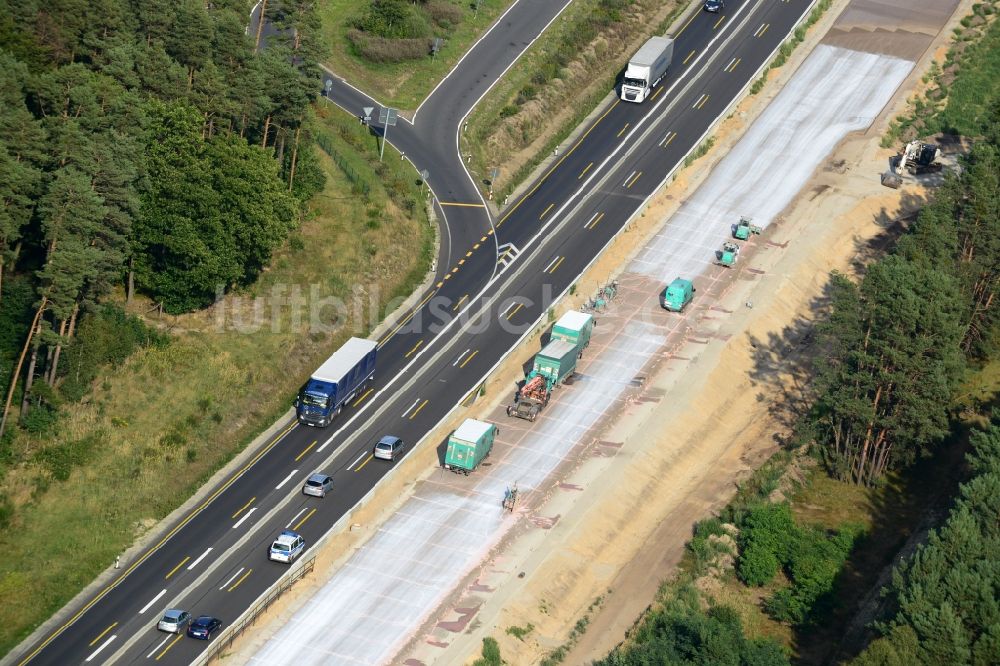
xmin=620 ymin=36 xmax=674 ymax=103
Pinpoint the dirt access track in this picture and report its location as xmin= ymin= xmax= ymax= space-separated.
xmin=225 ymin=0 xmax=968 ymax=664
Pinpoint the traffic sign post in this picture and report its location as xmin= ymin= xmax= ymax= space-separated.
xmin=378 ymin=107 xmax=398 ymax=162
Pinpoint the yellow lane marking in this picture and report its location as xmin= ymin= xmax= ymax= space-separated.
xmin=585 ymin=211 xmax=605 ymax=230
xmin=90 ymin=622 xmax=117 ymax=647
xmin=436 ymin=281 xmax=444 ymax=288
xmin=227 ymin=568 xmax=253 ymax=592
xmin=578 ymin=162 xmax=593 ymax=179
xmin=675 ymin=7 xmax=699 ymax=36
xmin=548 ymin=256 xmax=565 ymax=274
xmin=480 ymin=235 xmax=487 ymax=242
xmin=405 ymin=339 xmax=424 ymax=358
xmin=453 ymin=294 xmax=469 ymax=311
xmin=458 ymin=259 xmax=465 ymax=266
xmin=755 ymin=23 xmax=769 ymax=38
xmin=156 ymin=633 xmax=184 ymax=661
xmin=355 ymin=454 xmax=374 ymax=472
xmin=650 ymin=86 xmax=664 ymax=102
xmin=683 ymin=50 xmax=696 ymax=65
xmin=713 ymin=15 xmax=726 ymax=29
xmin=352 ymin=387 xmax=373 ymax=407
xmin=616 ymin=123 xmax=630 ymax=138
xmin=506 ymin=303 xmax=524 ymax=321
xmin=232 ymin=497 xmax=256 ymax=519
xmin=473 ymin=242 xmax=481 ymax=249
xmin=496 ymin=99 xmax=620 ymax=227
xmin=294 ymin=440 xmax=317 ymax=462
xmin=459 ymin=350 xmax=479 ymax=369
xmin=16 ymin=417 xmax=298 ymax=666
xmin=487 ymin=228 xmax=494 ymax=235
xmin=409 ymin=399 xmax=429 ymax=420
xmin=626 ymin=172 xmax=642 ymax=189
xmin=444 ymin=274 xmax=452 ymax=280
xmin=465 ymin=251 xmax=472 ymax=257
xmin=378 ymin=289 xmax=437 ymax=346
xmin=661 ymin=131 xmax=677 ymax=147
xmin=438 ymin=202 xmax=486 ymax=207
xmin=540 ymin=203 xmax=555 ymax=220
xmin=165 ymin=556 xmax=190 ymax=580
xmin=725 ymin=57 xmax=741 ymax=72
xmin=293 ymin=509 xmax=316 ymax=531
xmin=451 ymin=266 xmax=459 ymax=273
xmin=693 ymin=94 xmax=709 ymax=109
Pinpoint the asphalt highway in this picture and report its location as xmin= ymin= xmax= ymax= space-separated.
xmin=12 ymin=1 xmax=816 ymax=664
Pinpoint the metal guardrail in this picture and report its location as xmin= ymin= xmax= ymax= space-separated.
xmin=191 ymin=553 xmax=316 ymax=666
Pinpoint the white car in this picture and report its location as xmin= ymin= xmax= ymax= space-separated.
xmin=268 ymin=530 xmax=305 ymax=563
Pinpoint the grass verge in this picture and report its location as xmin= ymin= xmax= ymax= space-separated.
xmin=316 ymin=0 xmax=513 ymax=110
xmin=0 ymin=105 xmax=433 ymax=655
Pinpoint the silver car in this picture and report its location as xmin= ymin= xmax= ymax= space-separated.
xmin=373 ymin=435 xmax=405 ymax=461
xmin=157 ymin=609 xmax=191 ymax=634
xmin=302 ymin=473 xmax=333 ymax=498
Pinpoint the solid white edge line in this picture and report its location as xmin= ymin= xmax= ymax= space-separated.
xmin=146 ymin=634 xmax=170 ymax=659
xmin=219 ymin=568 xmax=245 ymax=591
xmin=453 ymin=348 xmax=470 ymax=366
xmin=275 ymin=469 xmax=298 ymax=490
xmin=85 ymin=635 xmax=116 ymax=662
xmin=231 ymin=507 xmax=256 ymax=530
xmin=542 ymin=256 xmax=559 ymax=273
xmin=137 ymin=589 xmax=167 ymax=615
xmin=286 ymin=508 xmax=308 ymax=529
xmin=187 ymin=547 xmax=213 ymax=571
xmin=347 ymin=450 xmax=367 ymax=471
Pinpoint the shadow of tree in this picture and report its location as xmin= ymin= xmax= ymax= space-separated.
xmin=744 ymin=190 xmax=929 ymax=441
xmin=788 ymin=422 xmax=970 ymax=665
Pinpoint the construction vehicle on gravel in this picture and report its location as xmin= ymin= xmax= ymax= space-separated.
xmin=716 ymin=241 xmax=740 ymax=267
xmin=507 ymin=375 xmax=550 ymax=422
xmin=733 ymin=216 xmax=761 ymax=241
xmin=882 ymin=140 xmax=943 ymax=188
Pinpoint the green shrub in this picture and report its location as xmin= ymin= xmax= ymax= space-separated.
xmin=351 ymin=0 xmax=432 ymax=39
xmin=59 ymin=305 xmax=168 ymax=402
xmin=736 ymin=502 xmax=797 ymax=585
xmin=739 ymin=543 xmax=782 ymax=586
xmin=765 ymin=523 xmax=863 ymax=625
xmin=472 ymin=636 xmax=502 ymax=666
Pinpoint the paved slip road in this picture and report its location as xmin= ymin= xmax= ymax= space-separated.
xmin=10 ymin=1 xmax=818 ymax=664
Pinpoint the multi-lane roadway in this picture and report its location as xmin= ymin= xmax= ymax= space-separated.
xmin=13 ymin=0 xmax=816 ymax=663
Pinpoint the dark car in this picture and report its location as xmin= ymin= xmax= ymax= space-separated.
xmin=186 ymin=616 xmax=221 ymax=640
xmin=704 ymin=0 xmax=725 ymax=12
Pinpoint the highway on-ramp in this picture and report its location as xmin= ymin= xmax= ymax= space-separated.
xmin=11 ymin=1 xmax=817 ymax=664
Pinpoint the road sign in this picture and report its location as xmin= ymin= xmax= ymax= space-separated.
xmin=378 ymin=107 xmax=398 ymax=126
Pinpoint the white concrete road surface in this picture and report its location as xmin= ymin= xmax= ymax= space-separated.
xmin=249 ymin=43 xmax=914 ymax=666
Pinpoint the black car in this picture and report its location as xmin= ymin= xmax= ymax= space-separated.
xmin=186 ymin=616 xmax=221 ymax=640
xmin=704 ymin=0 xmax=725 ymax=12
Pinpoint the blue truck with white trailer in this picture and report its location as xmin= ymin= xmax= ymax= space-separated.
xmin=296 ymin=337 xmax=377 ymax=427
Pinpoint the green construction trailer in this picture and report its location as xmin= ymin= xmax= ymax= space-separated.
xmin=444 ymin=419 xmax=497 ymax=474
xmin=530 ymin=339 xmax=578 ymax=386
xmin=551 ymin=310 xmax=595 ymax=358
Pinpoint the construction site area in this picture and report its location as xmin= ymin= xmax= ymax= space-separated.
xmin=223 ymin=0 xmax=968 ymax=664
